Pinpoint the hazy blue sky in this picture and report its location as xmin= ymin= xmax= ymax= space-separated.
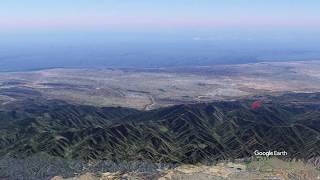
xmin=0 ymin=1 xmax=320 ymax=70
xmin=1 ymin=0 xmax=319 ymax=32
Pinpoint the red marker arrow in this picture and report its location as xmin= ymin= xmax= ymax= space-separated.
xmin=251 ymin=100 xmax=262 ymax=110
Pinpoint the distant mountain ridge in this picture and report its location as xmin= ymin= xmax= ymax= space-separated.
xmin=0 ymin=93 xmax=319 ymax=163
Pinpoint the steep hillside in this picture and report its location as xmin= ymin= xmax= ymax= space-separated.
xmin=0 ymin=93 xmax=319 ymax=163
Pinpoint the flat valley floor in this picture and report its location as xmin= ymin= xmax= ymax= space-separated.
xmin=1 ymin=60 xmax=320 ymax=110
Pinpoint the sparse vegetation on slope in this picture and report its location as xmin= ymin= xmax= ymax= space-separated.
xmin=0 ymin=93 xmax=319 ymax=164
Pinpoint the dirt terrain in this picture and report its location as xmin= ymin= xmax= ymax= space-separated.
xmin=51 ymin=158 xmax=320 ymax=180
